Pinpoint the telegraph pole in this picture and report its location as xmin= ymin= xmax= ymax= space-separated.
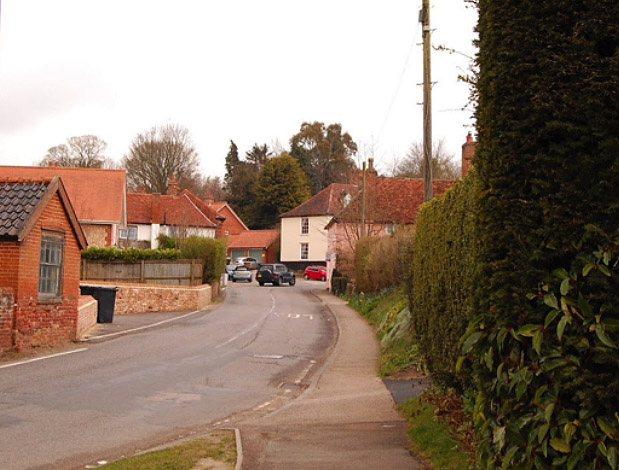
xmin=361 ymin=160 xmax=366 ymax=238
xmin=420 ymin=0 xmax=433 ymax=202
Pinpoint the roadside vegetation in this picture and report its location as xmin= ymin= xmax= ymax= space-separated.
xmin=338 ymin=2 xmax=619 ymax=469
xmin=97 ymin=430 xmax=236 ymax=470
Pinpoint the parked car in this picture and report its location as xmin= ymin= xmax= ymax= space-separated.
xmin=225 ymin=264 xmax=239 ymax=280
xmin=304 ymin=265 xmax=327 ymax=281
xmin=234 ymin=257 xmax=260 ymax=270
xmin=256 ymin=263 xmax=295 ymax=286
xmin=230 ymin=265 xmax=252 ymax=282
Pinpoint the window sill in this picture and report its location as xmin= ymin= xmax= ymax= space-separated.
xmin=38 ymin=296 xmax=63 ymax=305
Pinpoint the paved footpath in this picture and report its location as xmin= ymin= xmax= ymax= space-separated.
xmin=238 ymin=290 xmax=424 ymax=470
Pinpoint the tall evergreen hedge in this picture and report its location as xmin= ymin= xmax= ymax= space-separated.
xmin=466 ymin=1 xmax=619 ymax=468
xmin=411 ymin=173 xmax=476 ymax=389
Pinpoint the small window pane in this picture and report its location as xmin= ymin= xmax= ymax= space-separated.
xmin=39 ymin=233 xmax=64 ymax=296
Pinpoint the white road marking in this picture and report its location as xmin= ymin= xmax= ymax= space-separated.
xmin=83 ymin=309 xmax=204 ymax=341
xmin=288 ymin=313 xmax=300 ymax=319
xmin=216 ymin=292 xmax=277 ymax=348
xmin=0 ymin=347 xmax=88 ymax=370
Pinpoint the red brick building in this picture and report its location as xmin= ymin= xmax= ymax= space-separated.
xmin=0 ymin=165 xmax=127 ymax=247
xmin=0 ymin=177 xmax=87 ymax=352
xmin=227 ymin=229 xmax=280 ymax=264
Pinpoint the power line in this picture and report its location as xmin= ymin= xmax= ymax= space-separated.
xmin=375 ymin=20 xmax=422 ymax=148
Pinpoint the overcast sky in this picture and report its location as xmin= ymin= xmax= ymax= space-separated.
xmin=0 ymin=1 xmax=477 ymax=178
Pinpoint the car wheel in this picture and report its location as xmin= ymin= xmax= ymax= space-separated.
xmin=321 ymin=275 xmax=326 ymax=282
xmin=289 ymin=277 xmax=296 ymax=286
xmin=274 ymin=279 xmax=280 ymax=286
xmin=304 ymin=274 xmax=309 ymax=280
xmin=259 ymin=282 xmax=264 ymax=286
xmin=232 ymin=278 xmax=236 ymax=282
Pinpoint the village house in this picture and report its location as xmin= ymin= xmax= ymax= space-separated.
xmin=125 ymin=177 xmax=223 ymax=249
xmin=279 ymin=183 xmax=357 ymax=271
xmin=0 ymin=176 xmax=88 ymax=352
xmin=0 ymin=165 xmax=127 ymax=247
xmin=280 ymin=133 xmax=476 ymax=275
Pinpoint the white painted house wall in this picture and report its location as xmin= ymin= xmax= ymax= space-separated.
xmin=280 ymin=215 xmax=331 ymax=262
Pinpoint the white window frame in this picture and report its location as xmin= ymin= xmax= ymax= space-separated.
xmin=300 ymin=242 xmax=309 ymax=260
xmin=39 ymin=231 xmax=64 ymax=298
xmin=119 ymin=225 xmax=138 ymax=241
xmin=301 ymin=217 xmax=309 ymax=235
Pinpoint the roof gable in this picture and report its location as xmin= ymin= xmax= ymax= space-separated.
xmin=332 ymin=177 xmax=454 ymax=225
xmin=0 ymin=176 xmax=87 ymax=248
xmin=280 ymin=183 xmax=357 ymax=218
xmin=0 ymin=166 xmax=126 ymax=225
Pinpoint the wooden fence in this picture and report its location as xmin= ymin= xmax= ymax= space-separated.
xmin=80 ymin=259 xmax=204 ymax=286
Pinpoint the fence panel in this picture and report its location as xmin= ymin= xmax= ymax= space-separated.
xmin=81 ymin=259 xmax=203 ymax=286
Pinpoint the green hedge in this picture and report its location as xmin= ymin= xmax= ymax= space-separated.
xmin=410 ymin=173 xmax=476 ymax=389
xmin=466 ymin=1 xmax=619 ymax=468
xmin=331 ymin=277 xmax=349 ymax=296
xmin=179 ymin=236 xmax=227 ymax=284
xmin=81 ymin=246 xmax=180 ymax=262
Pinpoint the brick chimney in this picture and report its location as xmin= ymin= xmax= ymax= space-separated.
xmin=203 ymin=193 xmax=215 ymax=206
xmin=462 ymin=132 xmax=475 ymax=177
xmin=167 ymin=175 xmax=179 ymax=195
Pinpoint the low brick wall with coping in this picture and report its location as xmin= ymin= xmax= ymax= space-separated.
xmin=80 ymin=281 xmax=215 ymax=315
xmin=77 ymin=296 xmax=97 ymax=338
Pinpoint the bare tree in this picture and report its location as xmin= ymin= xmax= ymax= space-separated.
xmin=40 ymin=135 xmax=108 ymax=168
xmin=393 ymin=139 xmax=460 ymax=180
xmin=122 ymin=124 xmax=200 ymax=193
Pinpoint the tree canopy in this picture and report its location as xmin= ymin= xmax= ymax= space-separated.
xmin=40 ymin=135 xmax=108 ymax=168
xmin=252 ymin=153 xmax=311 ymax=229
xmin=392 ymin=139 xmax=460 ymax=180
xmin=290 ymin=121 xmax=357 ymax=194
xmin=122 ymin=124 xmax=200 ymax=193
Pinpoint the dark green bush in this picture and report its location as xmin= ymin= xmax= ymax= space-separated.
xmin=331 ymin=277 xmax=349 ymax=296
xmin=468 ymin=1 xmax=619 ymax=468
xmin=156 ymin=234 xmax=177 ymax=249
xmin=81 ymin=246 xmax=180 ymax=262
xmin=462 ymin=234 xmax=619 ymax=469
xmin=410 ymin=173 xmax=476 ymax=390
xmin=179 ymin=236 xmax=227 ymax=284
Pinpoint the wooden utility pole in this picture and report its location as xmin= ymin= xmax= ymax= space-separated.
xmin=420 ymin=0 xmax=433 ymax=202
xmin=361 ymin=160 xmax=366 ymax=238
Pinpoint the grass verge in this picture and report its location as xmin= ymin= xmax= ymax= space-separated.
xmin=347 ymin=288 xmax=423 ymax=377
xmin=398 ymin=395 xmax=473 ymax=470
xmin=344 ymin=288 xmax=475 ymax=468
xmin=98 ymin=429 xmax=236 ymax=470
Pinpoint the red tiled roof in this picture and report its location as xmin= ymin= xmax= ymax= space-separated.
xmin=280 ymin=183 xmax=358 ymax=218
xmin=0 ymin=176 xmax=87 ymax=248
xmin=333 ymin=177 xmax=454 ymax=225
xmin=0 ymin=166 xmax=126 ymax=224
xmin=228 ymin=229 xmax=279 ymax=249
xmin=127 ymin=191 xmax=216 ymax=228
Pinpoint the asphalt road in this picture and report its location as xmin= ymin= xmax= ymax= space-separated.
xmin=0 ymin=279 xmax=336 ymax=470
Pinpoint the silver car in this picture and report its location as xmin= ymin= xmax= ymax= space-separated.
xmin=230 ymin=265 xmax=252 ymax=282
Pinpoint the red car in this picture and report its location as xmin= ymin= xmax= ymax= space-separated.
xmin=304 ymin=265 xmax=327 ymax=281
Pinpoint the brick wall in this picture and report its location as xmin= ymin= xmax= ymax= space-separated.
xmin=77 ymin=296 xmax=97 ymax=339
xmin=0 ymin=288 xmax=14 ymax=352
xmin=218 ymin=206 xmax=247 ymax=237
xmin=82 ymin=282 xmax=213 ymax=314
xmin=9 ymin=194 xmax=81 ymax=351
